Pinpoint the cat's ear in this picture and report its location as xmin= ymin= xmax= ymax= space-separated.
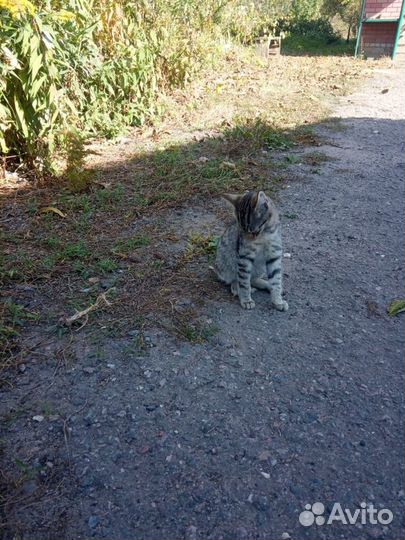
xmin=256 ymin=191 xmax=267 ymax=206
xmin=254 ymin=191 xmax=266 ymax=208
xmin=222 ymin=193 xmax=242 ymax=207
xmin=269 ymin=205 xmax=280 ymax=229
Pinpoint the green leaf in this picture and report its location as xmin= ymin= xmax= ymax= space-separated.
xmin=29 ymin=50 xmax=43 ymax=82
xmin=13 ymin=95 xmax=29 ymax=138
xmin=30 ymin=74 xmax=47 ymax=97
xmin=388 ymin=299 xmax=405 ymax=316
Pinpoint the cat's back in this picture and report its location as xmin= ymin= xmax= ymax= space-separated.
xmin=215 ymin=220 xmax=239 ymax=284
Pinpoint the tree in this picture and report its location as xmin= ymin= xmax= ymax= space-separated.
xmin=322 ymin=0 xmax=362 ymax=41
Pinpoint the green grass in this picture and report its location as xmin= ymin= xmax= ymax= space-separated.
xmin=282 ymin=36 xmax=356 ymax=57
xmin=284 ymin=212 xmax=299 ymax=219
xmin=114 ymin=235 xmax=151 ymax=252
xmin=178 ymin=321 xmax=220 ymax=343
xmin=284 ymin=155 xmax=302 ymax=164
xmin=94 ymin=184 xmax=125 ymax=207
xmin=225 ymin=117 xmax=294 ymax=151
xmin=4 ymin=302 xmax=40 ymax=326
xmin=186 ymin=233 xmax=219 ymax=260
xmin=96 ymin=258 xmax=119 ymax=274
xmin=63 ymin=241 xmax=90 ymax=260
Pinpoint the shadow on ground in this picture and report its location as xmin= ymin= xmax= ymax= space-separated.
xmin=0 ymin=112 xmax=404 ymax=540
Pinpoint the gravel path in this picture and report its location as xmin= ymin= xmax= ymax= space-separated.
xmin=1 ymin=65 xmax=404 ymax=540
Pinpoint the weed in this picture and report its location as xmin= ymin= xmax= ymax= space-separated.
xmin=71 ymin=260 xmax=92 ymax=278
xmin=45 ymin=236 xmax=61 ymax=249
xmin=284 ymin=155 xmax=302 ymax=164
xmin=185 ymin=234 xmax=219 ymax=260
xmin=63 ymin=241 xmax=89 ymax=260
xmin=94 ymin=184 xmax=125 ymax=207
xmin=40 ymin=255 xmax=58 ymax=272
xmin=226 ymin=117 xmax=293 ymax=152
xmin=152 ymin=260 xmax=163 ymax=270
xmin=114 ymin=235 xmax=151 ymax=253
xmin=15 ymin=459 xmax=41 ymax=481
xmin=96 ymin=258 xmax=119 ymax=274
xmin=284 ymin=212 xmax=298 ymax=219
xmin=304 ymin=151 xmax=331 ymax=166
xmin=4 ymin=302 xmax=39 ymax=326
xmin=41 ymin=402 xmax=57 ymax=417
xmin=176 ymin=319 xmax=219 ymax=344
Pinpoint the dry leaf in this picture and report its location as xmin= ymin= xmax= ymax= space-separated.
xmin=221 ymin=160 xmax=236 ymax=169
xmin=40 ymin=206 xmax=66 ymax=218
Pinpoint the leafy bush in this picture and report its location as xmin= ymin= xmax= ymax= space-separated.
xmin=0 ymin=0 xmax=229 ymax=171
xmin=0 ymin=1 xmax=68 ymax=168
xmin=286 ymin=18 xmax=340 ymax=43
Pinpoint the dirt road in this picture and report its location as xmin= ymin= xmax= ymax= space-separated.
xmin=1 ymin=65 xmax=404 ymax=540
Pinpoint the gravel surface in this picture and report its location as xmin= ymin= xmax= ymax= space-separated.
xmin=1 ymin=65 xmax=404 ymax=540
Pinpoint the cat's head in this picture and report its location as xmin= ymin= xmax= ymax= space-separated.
xmin=223 ymin=190 xmax=279 ymax=235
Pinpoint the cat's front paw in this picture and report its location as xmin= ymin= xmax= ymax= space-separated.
xmin=273 ymin=299 xmax=288 ymax=312
xmin=241 ymin=299 xmax=255 ymax=310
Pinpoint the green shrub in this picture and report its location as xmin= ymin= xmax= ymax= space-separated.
xmin=287 ymin=18 xmax=340 ymax=43
xmin=0 ymin=0 xmax=229 ymax=170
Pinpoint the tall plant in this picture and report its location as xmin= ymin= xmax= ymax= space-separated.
xmin=0 ymin=1 xmax=67 ymax=169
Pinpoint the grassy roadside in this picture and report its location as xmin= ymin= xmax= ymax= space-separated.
xmin=282 ymin=36 xmax=356 ymax=56
xmin=0 ymin=45 xmax=374 ymax=370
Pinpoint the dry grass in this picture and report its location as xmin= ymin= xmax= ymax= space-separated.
xmin=0 ymin=45 xmax=378 ymax=372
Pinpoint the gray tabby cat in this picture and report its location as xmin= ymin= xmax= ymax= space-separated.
xmin=213 ymin=190 xmax=288 ymax=311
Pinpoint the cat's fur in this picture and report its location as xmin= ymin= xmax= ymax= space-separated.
xmin=213 ymin=190 xmax=288 ymax=311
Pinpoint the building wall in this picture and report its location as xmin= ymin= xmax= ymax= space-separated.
xmin=361 ymin=0 xmax=403 ymax=58
xmin=364 ymin=0 xmax=402 ymax=19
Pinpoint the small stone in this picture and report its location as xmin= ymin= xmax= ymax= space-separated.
xmin=88 ymin=516 xmax=99 ymax=528
xmin=107 ymin=363 xmax=115 ymax=369
xmin=247 ymin=493 xmax=254 ymax=503
xmin=334 ymin=338 xmax=344 ymax=344
xmin=33 ymin=415 xmax=44 ymax=422
xmin=88 ymin=277 xmax=100 ymax=284
xmin=260 ymin=471 xmax=270 ymax=479
xmin=281 ymin=533 xmax=291 ymax=540
xmin=46 ymin=461 xmax=54 ymax=468
xmin=258 ymin=450 xmax=271 ymax=461
xmin=18 ymin=364 xmax=26 ymax=373
xmin=49 ymin=415 xmax=59 ymax=421
xmin=185 ymin=525 xmax=197 ymax=540
xmin=117 ymin=410 xmax=126 ymax=418
xmin=271 ymin=459 xmax=278 ymax=466
xmin=83 ymin=367 xmax=96 ymax=374
xmin=144 ymin=370 xmax=152 ymax=378
xmin=159 ymin=378 xmax=167 ymax=387
xmin=283 ymin=252 xmax=291 ymax=258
